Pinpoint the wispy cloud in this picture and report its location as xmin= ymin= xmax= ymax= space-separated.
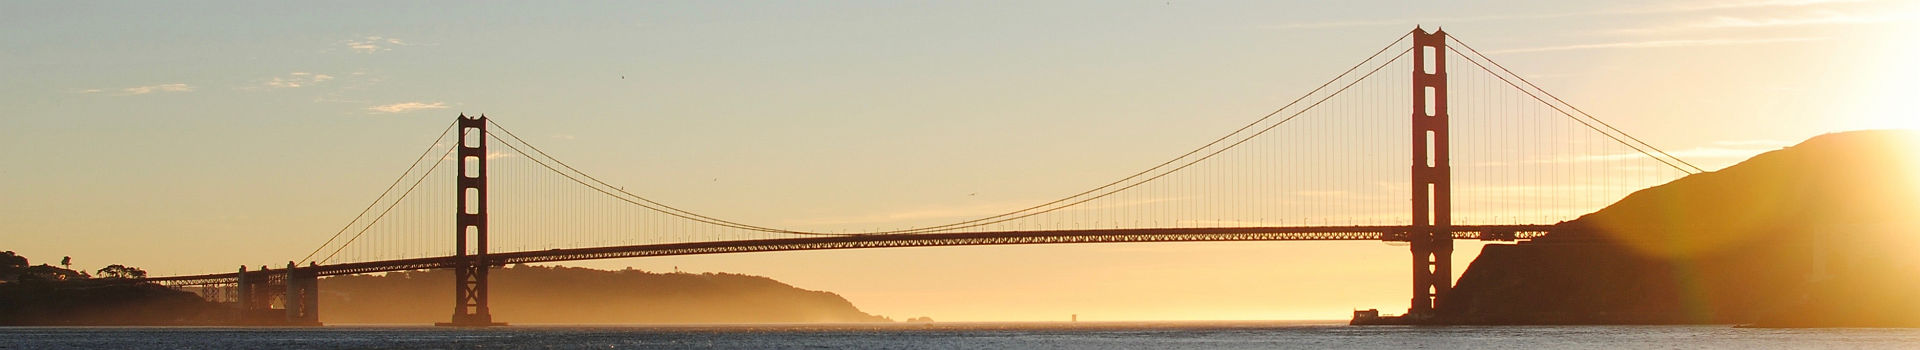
xmin=1265 ymin=18 xmax=1428 ymax=30
xmin=1613 ymin=9 xmax=1904 ymax=35
xmin=1265 ymin=13 xmax=1578 ymax=30
xmin=261 ymin=72 xmax=335 ymax=89
xmin=1293 ymin=190 xmax=1355 ymax=198
xmin=1711 ymin=139 xmax=1792 ymax=147
xmin=310 ymin=71 xmax=383 ymax=104
xmin=784 ymin=197 xmax=1181 ymax=228
xmin=1518 ymin=72 xmax=1583 ymax=80
xmin=345 ymin=36 xmax=408 ymax=54
xmin=1655 ymin=0 xmax=1874 ymax=12
xmin=1693 ymin=11 xmax=1898 ymax=28
xmin=1488 ymin=37 xmax=1823 ymax=54
xmin=119 ymin=83 xmax=194 ymax=95
xmin=1562 ymin=145 xmax=1786 ymax=163
xmin=785 ymin=200 xmax=1033 ymax=227
xmin=438 ymin=150 xmax=516 ymax=161
xmin=1265 ymin=0 xmax=1876 ymax=30
xmin=367 ymin=101 xmax=448 ymax=114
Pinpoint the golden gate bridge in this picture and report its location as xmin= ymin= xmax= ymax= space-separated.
xmin=140 ymin=28 xmax=1700 ymax=326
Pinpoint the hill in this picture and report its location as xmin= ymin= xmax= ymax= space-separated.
xmin=0 ymin=281 xmax=223 ymax=326
xmin=0 ymin=252 xmax=225 ymax=326
xmin=320 ymin=265 xmax=892 ymax=324
xmin=1443 ymin=130 xmax=1920 ymax=326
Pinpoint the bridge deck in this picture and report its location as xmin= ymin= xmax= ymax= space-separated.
xmin=146 ymin=225 xmax=1555 ymax=286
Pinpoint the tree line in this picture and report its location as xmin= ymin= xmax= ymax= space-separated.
xmin=0 ymin=251 xmax=147 ymax=283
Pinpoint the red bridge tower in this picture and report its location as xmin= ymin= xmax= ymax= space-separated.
xmin=1408 ymin=27 xmax=1453 ymax=320
xmin=440 ymin=114 xmax=504 ymax=327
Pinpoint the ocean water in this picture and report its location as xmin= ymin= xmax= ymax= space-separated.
xmin=3 ymin=322 xmax=1918 ymax=349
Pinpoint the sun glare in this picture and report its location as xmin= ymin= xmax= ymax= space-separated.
xmin=1859 ymin=3 xmax=1920 ymax=131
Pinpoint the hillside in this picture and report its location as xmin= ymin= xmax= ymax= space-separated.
xmin=0 ymin=252 xmax=225 ymax=326
xmin=0 ymin=281 xmax=223 ymax=326
xmin=320 ymin=265 xmax=891 ymax=324
xmin=1443 ymin=130 xmax=1920 ymax=326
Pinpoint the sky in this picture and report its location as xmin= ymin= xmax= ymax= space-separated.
xmin=3 ymin=0 xmax=1919 ymax=322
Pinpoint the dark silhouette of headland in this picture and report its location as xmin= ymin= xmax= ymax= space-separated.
xmin=320 ymin=264 xmax=890 ymax=324
xmin=1444 ymin=130 xmax=1920 ymax=327
xmin=0 ymin=252 xmax=224 ymax=325
xmin=0 ymin=252 xmax=889 ymax=325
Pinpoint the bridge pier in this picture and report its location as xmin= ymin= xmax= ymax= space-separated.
xmin=235 ymin=265 xmax=280 ymax=324
xmin=235 ymin=265 xmax=252 ymax=321
xmin=232 ymin=264 xmax=319 ymax=326
xmin=282 ymin=262 xmax=321 ymax=326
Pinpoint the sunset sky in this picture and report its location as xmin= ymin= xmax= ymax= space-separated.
xmin=4 ymin=0 xmax=1918 ymax=322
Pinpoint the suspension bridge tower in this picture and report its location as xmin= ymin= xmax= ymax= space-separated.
xmin=439 ymin=114 xmax=504 ymax=327
xmin=1408 ymin=27 xmax=1453 ymax=320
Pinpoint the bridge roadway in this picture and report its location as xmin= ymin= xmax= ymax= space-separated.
xmin=144 ymin=224 xmax=1556 ymax=286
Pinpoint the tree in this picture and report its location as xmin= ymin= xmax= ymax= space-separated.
xmin=0 ymin=251 xmax=26 ymax=270
xmin=60 ymin=256 xmax=71 ymax=270
xmin=22 ymin=264 xmax=84 ymax=281
xmin=0 ymin=251 xmax=26 ymax=283
xmin=96 ymin=264 xmax=147 ymax=279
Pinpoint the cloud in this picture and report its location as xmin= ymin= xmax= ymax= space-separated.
xmin=1612 ymin=9 xmax=1904 ymax=35
xmin=367 ymin=101 xmax=449 ymax=114
xmin=1710 ymin=139 xmax=1792 ymax=147
xmin=1265 ymin=19 xmax=1431 ymax=30
xmin=309 ymin=71 xmax=385 ymax=104
xmin=345 ymin=36 xmax=409 ymax=53
xmin=262 ymin=72 xmax=336 ymax=89
xmin=785 ymin=200 xmax=1041 ymax=227
xmin=1265 ymin=0 xmax=1875 ymax=30
xmin=1488 ymin=37 xmax=1823 ymax=54
xmin=120 ymin=83 xmax=193 ymax=95
xmin=1518 ymin=72 xmax=1581 ymax=80
xmin=1264 ymin=13 xmax=1577 ymax=30
xmin=1692 ymin=11 xmax=1897 ymax=28
xmin=1292 ymin=190 xmax=1355 ymax=198
xmin=783 ymin=197 xmax=1181 ymax=228
xmin=1656 ymin=0 xmax=1873 ymax=12
xmin=1561 ymin=145 xmax=1786 ymax=163
xmin=72 ymin=88 xmax=103 ymax=94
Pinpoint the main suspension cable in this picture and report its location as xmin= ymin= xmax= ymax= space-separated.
xmin=879 ymin=47 xmax=1416 ymax=233
xmin=1442 ymin=43 xmax=1697 ymax=175
xmin=477 ymin=30 xmax=1419 ymax=237
xmin=1444 ymin=34 xmax=1703 ymax=174
xmin=300 ymin=121 xmax=457 ymax=264
xmin=862 ymin=31 xmax=1418 ymax=235
xmin=483 ymin=129 xmax=852 ymax=236
xmin=319 ymin=146 xmax=459 ymax=264
xmin=478 ymin=31 xmax=1417 ymax=237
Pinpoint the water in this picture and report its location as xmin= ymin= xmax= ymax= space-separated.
xmin=4 ymin=322 xmax=1919 ymax=349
